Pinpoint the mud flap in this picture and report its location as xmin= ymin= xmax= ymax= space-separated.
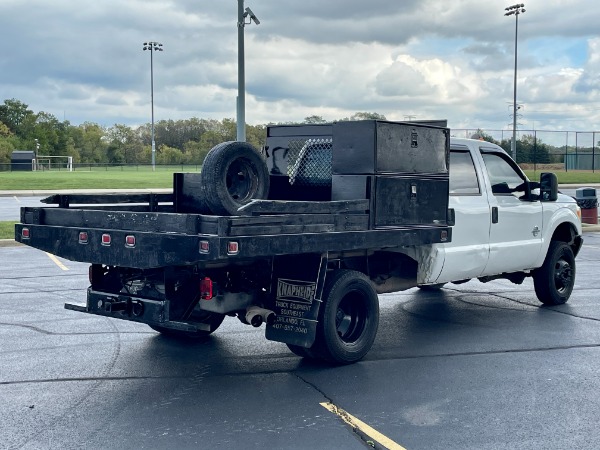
xmin=265 ymin=253 xmax=326 ymax=348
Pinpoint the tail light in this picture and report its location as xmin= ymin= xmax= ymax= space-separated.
xmin=227 ymin=241 xmax=239 ymax=255
xmin=125 ymin=235 xmax=136 ymax=248
xmin=200 ymin=277 xmax=213 ymax=300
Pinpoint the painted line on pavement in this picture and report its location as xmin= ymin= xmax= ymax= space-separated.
xmin=13 ymin=196 xmax=21 ymax=203
xmin=320 ymin=402 xmax=407 ymax=450
xmin=46 ymin=252 xmax=69 ymax=271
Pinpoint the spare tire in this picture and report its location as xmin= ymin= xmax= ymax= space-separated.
xmin=200 ymin=141 xmax=270 ymax=215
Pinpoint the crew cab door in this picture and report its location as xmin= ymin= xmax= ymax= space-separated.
xmin=478 ymin=149 xmax=543 ymax=275
xmin=434 ymin=146 xmax=491 ymax=283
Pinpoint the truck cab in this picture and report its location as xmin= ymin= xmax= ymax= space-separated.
xmin=424 ymin=138 xmax=582 ymax=295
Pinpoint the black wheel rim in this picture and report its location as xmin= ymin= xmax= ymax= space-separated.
xmin=554 ymin=258 xmax=573 ymax=294
xmin=225 ymin=158 xmax=258 ymax=203
xmin=335 ymin=291 xmax=367 ymax=343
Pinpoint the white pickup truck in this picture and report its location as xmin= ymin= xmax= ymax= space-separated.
xmin=418 ymin=137 xmax=582 ymax=308
xmin=16 ymin=120 xmax=583 ymax=364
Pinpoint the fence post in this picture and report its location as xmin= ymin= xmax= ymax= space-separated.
xmin=593 ymin=132 xmax=596 ymax=173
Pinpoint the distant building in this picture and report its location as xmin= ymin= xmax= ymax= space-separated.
xmin=11 ymin=150 xmax=36 ymax=171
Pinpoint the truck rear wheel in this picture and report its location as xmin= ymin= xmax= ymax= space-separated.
xmin=313 ymin=270 xmax=379 ymax=364
xmin=149 ymin=310 xmax=225 ymax=339
xmin=533 ymin=241 xmax=575 ymax=305
xmin=200 ymin=141 xmax=270 ymax=215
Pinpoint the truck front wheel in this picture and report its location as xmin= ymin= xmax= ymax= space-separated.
xmin=313 ymin=270 xmax=379 ymax=364
xmin=533 ymin=241 xmax=576 ymax=305
xmin=149 ymin=311 xmax=225 ymax=339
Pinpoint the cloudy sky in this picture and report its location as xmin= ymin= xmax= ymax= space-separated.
xmin=1 ymin=0 xmax=598 ymax=136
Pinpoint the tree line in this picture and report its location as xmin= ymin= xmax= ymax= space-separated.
xmin=0 ymin=97 xmax=589 ymax=168
xmin=0 ymin=99 xmax=391 ymax=168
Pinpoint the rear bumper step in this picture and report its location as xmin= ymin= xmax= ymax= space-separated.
xmin=64 ymin=290 xmax=209 ymax=332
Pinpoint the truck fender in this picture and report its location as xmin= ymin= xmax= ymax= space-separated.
xmin=535 ymin=207 xmax=582 ymax=268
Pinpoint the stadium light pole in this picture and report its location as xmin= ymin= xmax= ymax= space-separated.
xmin=505 ymin=3 xmax=525 ymax=161
xmin=237 ymin=0 xmax=260 ymax=142
xmin=143 ymin=41 xmax=163 ymax=170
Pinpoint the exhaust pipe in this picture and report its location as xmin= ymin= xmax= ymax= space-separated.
xmin=245 ymin=306 xmax=276 ymax=327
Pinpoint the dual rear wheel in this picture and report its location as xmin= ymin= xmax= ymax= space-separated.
xmin=288 ymin=269 xmax=379 ymax=365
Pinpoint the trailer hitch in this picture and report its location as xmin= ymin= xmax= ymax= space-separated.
xmin=99 ymin=297 xmax=144 ymax=317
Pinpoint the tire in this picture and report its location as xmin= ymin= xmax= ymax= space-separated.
xmin=533 ymin=241 xmax=576 ymax=305
xmin=200 ymin=141 xmax=270 ymax=215
xmin=149 ymin=310 xmax=225 ymax=339
xmin=313 ymin=270 xmax=379 ymax=364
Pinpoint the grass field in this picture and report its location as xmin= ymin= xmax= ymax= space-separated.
xmin=0 ymin=221 xmax=15 ymax=240
xmin=0 ymin=167 xmax=196 ymax=190
xmin=524 ymin=170 xmax=600 ymax=184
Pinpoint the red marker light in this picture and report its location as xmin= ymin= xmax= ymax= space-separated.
xmin=101 ymin=234 xmax=111 ymax=246
xmin=125 ymin=235 xmax=136 ymax=248
xmin=79 ymin=231 xmax=89 ymax=244
xmin=21 ymin=228 xmax=30 ymax=239
xmin=199 ymin=240 xmax=210 ymax=254
xmin=227 ymin=241 xmax=239 ymax=255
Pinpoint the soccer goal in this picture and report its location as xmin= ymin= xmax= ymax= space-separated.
xmin=32 ymin=156 xmax=73 ymax=172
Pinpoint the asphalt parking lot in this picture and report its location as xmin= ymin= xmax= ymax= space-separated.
xmin=1 ymin=233 xmax=600 ymax=450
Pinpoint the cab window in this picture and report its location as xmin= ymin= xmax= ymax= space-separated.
xmin=449 ymin=150 xmax=480 ymax=195
xmin=480 ymin=151 xmax=525 ymax=195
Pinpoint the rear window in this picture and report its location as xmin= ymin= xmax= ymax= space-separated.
xmin=449 ymin=150 xmax=480 ymax=195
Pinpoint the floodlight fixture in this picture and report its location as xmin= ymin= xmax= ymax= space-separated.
xmin=244 ymin=7 xmax=260 ymax=25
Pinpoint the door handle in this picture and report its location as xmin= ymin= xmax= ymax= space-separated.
xmin=491 ymin=206 xmax=499 ymax=224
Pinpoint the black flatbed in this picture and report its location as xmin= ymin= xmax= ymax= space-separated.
xmin=16 ymin=193 xmax=451 ymax=269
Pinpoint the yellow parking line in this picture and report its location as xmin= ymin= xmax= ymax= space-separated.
xmin=46 ymin=252 xmax=69 ymax=271
xmin=320 ymin=402 xmax=407 ymax=450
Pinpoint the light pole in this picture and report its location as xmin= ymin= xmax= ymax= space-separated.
xmin=143 ymin=41 xmax=163 ymax=170
xmin=237 ymin=1 xmax=260 ymax=142
xmin=505 ymin=3 xmax=525 ymax=161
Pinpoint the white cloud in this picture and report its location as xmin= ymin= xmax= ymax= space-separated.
xmin=0 ymin=0 xmax=598 ymax=132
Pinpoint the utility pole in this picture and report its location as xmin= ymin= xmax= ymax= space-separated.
xmin=237 ymin=0 xmax=260 ymax=142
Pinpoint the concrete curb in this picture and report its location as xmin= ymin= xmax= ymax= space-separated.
xmin=0 ymin=239 xmax=23 ymax=248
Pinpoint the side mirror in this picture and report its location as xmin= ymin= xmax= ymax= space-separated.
xmin=540 ymin=172 xmax=558 ymax=202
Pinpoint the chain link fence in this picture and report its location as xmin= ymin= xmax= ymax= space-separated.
xmin=454 ymin=129 xmax=600 ymax=171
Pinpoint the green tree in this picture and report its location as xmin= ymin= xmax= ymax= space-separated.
xmin=0 ymin=121 xmax=11 ymax=137
xmin=75 ymin=122 xmax=108 ymax=163
xmin=349 ymin=112 xmax=387 ymax=121
xmin=157 ymin=144 xmax=184 ymax=165
xmin=106 ymin=124 xmax=145 ymax=164
xmin=0 ymin=99 xmax=35 ymax=136
xmin=470 ymin=129 xmax=499 ymax=145
xmin=183 ymin=140 xmax=210 ymax=165
xmin=0 ymin=138 xmax=13 ymax=166
xmin=303 ymin=115 xmax=327 ymax=124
